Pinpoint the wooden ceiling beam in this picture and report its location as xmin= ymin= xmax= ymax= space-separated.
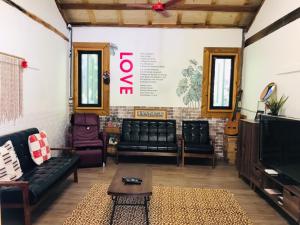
xmin=234 ymin=0 xmax=250 ymax=26
xmin=82 ymin=0 xmax=96 ymax=24
xmin=59 ymin=3 xmax=259 ymax=12
xmin=70 ymin=22 xmax=246 ymax=29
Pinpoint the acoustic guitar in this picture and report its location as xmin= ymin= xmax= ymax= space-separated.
xmin=224 ymin=89 xmax=243 ymax=136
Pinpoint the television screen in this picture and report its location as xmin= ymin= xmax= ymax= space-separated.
xmin=259 ymin=115 xmax=300 ymax=184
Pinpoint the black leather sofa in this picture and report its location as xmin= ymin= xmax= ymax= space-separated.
xmin=117 ymin=119 xmax=180 ymax=165
xmin=0 ymin=128 xmax=80 ymax=225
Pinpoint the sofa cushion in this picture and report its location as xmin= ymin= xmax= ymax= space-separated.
xmin=118 ymin=142 xmax=148 ymax=151
xmin=1 ymin=155 xmax=80 ymax=204
xmin=184 ymin=143 xmax=213 ymax=154
xmin=28 ymin=131 xmax=52 ymax=165
xmin=76 ymin=150 xmax=102 ymax=167
xmin=0 ymin=140 xmax=23 ymax=181
xmin=0 ymin=128 xmax=38 ymax=173
xmin=73 ymin=139 xmax=103 ymax=148
xmin=118 ymin=141 xmax=177 ymax=152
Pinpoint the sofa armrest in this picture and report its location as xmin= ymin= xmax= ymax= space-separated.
xmin=51 ymin=147 xmax=75 ymax=156
xmin=0 ymin=181 xmax=29 ymax=188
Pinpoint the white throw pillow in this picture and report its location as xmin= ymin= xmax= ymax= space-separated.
xmin=28 ymin=130 xmax=52 ymax=165
xmin=0 ymin=140 xmax=23 ymax=181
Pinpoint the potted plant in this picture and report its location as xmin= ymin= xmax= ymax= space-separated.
xmin=265 ymin=95 xmax=288 ymax=116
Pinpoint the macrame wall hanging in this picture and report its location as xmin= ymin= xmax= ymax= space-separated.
xmin=0 ymin=52 xmax=24 ymax=123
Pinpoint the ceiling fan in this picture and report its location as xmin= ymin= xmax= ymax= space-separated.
xmin=129 ymin=0 xmax=183 ymax=17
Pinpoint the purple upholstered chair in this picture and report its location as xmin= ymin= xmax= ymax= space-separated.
xmin=68 ymin=113 xmax=107 ymax=167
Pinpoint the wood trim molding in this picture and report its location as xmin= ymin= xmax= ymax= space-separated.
xmin=201 ymin=47 xmax=241 ymax=119
xmin=59 ymin=3 xmax=259 ymax=12
xmin=73 ymin=42 xmax=110 ymax=116
xmin=3 ymin=0 xmax=69 ymax=42
xmin=245 ymin=7 xmax=300 ymax=47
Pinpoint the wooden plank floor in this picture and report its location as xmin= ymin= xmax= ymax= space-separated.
xmin=3 ymin=158 xmax=295 ymax=225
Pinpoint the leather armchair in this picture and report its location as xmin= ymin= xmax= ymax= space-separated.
xmin=182 ymin=120 xmax=215 ymax=168
xmin=68 ymin=113 xmax=107 ymax=167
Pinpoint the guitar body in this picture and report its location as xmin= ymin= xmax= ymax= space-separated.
xmin=224 ymin=89 xmax=243 ymax=136
xmin=224 ymin=112 xmax=241 ymax=136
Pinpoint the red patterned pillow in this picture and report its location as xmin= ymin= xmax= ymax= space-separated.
xmin=28 ymin=131 xmax=52 ymax=165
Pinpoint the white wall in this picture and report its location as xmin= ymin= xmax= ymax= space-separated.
xmin=73 ymin=27 xmax=242 ymax=107
xmin=0 ymin=1 xmax=69 ymax=146
xmin=242 ymin=0 xmax=300 ymax=119
xmin=246 ymin=0 xmax=300 ymax=38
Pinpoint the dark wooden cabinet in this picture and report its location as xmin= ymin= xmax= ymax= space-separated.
xmin=237 ymin=119 xmax=259 ymax=181
xmin=238 ymin=119 xmax=300 ymax=224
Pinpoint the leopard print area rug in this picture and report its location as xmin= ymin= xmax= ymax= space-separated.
xmin=63 ymin=184 xmax=252 ymax=225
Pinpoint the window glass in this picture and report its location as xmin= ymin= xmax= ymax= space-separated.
xmin=78 ymin=51 xmax=102 ymax=107
xmin=210 ymin=56 xmax=234 ymax=110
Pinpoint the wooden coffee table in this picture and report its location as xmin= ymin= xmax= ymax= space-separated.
xmin=107 ymin=166 xmax=152 ymax=225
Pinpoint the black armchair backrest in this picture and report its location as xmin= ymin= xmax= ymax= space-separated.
xmin=121 ymin=119 xmax=176 ymax=143
xmin=182 ymin=120 xmax=210 ymax=144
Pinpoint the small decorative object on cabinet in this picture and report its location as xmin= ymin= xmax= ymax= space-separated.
xmin=104 ymin=126 xmax=120 ymax=156
xmin=224 ymin=135 xmax=238 ymax=165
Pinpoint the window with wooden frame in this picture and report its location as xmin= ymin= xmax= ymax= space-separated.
xmin=201 ymin=47 xmax=241 ymax=118
xmin=73 ymin=43 xmax=110 ymax=115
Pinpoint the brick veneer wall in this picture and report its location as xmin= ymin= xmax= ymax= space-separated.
xmin=99 ymin=106 xmax=226 ymax=158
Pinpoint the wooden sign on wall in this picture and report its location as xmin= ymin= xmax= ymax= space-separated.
xmin=134 ymin=108 xmax=167 ymax=120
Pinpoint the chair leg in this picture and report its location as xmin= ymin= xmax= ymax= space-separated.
xmin=22 ymin=185 xmax=31 ymax=225
xmin=182 ymin=150 xmax=185 ymax=167
xmin=74 ymin=168 xmax=78 ymax=183
xmin=212 ymin=154 xmax=215 ymax=169
xmin=115 ymin=151 xmax=119 ymax=164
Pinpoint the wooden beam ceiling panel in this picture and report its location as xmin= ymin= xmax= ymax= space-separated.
xmin=93 ymin=10 xmax=119 ymax=23
xmin=181 ymin=11 xmax=207 ymax=24
xmin=59 ymin=3 xmax=259 ymax=12
xmin=122 ymin=10 xmax=148 ymax=24
xmin=57 ymin=0 xmax=264 ymax=29
xmin=82 ymin=0 xmax=96 ymax=24
xmin=233 ymin=0 xmax=249 ymax=26
xmin=70 ymin=22 xmax=246 ymax=29
xmin=210 ymin=12 xmax=239 ymax=25
xmin=176 ymin=12 xmax=182 ymax=25
xmin=205 ymin=0 xmax=216 ymax=25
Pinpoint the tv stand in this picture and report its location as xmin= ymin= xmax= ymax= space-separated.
xmin=252 ymin=164 xmax=300 ymax=223
xmin=237 ymin=120 xmax=300 ymax=224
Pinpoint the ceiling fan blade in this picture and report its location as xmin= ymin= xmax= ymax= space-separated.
xmin=127 ymin=3 xmax=152 ymax=9
xmin=164 ymin=0 xmax=183 ymax=8
xmin=157 ymin=10 xmax=170 ymax=17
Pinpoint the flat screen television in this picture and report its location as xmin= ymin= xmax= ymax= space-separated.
xmin=259 ymin=114 xmax=300 ymax=184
